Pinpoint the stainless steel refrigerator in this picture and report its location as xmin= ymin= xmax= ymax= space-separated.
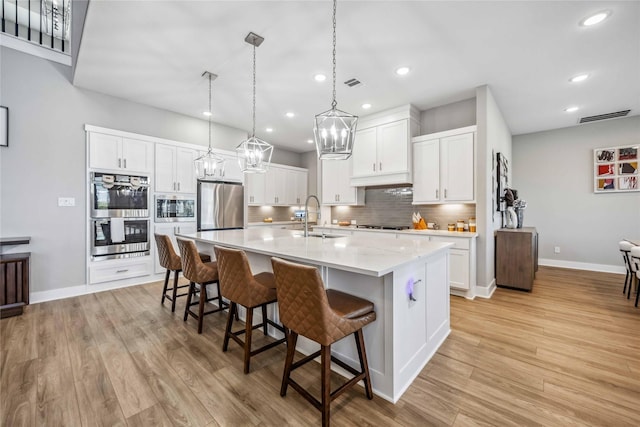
xmin=197 ymin=180 xmax=244 ymax=231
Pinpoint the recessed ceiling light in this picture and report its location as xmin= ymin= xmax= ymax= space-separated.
xmin=570 ymin=74 xmax=589 ymax=83
xmin=362 ymin=103 xmax=372 ymax=109
xmin=266 ymin=127 xmax=273 ymax=133
xmin=202 ymin=111 xmax=212 ymax=117
xmin=580 ymin=10 xmax=611 ymax=27
xmin=565 ymin=106 xmax=579 ymax=113
xmin=395 ymin=66 xmax=410 ymax=76
xmin=285 ymin=112 xmax=295 ymax=118
xmin=307 ymin=139 xmax=314 ymax=144
xmin=314 ymin=74 xmax=327 ymax=82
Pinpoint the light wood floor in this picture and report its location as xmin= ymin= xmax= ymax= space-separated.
xmin=2 ymin=266 xmax=640 ymax=426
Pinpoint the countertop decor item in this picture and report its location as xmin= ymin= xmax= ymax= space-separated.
xmin=313 ymin=0 xmax=358 ymax=160
xmin=237 ymin=32 xmax=273 ymax=173
xmin=195 ymin=72 xmax=225 ymax=179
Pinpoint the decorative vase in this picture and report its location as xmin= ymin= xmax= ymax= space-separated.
xmin=515 ymin=208 xmax=524 ymax=228
xmin=506 ymin=207 xmax=518 ymax=229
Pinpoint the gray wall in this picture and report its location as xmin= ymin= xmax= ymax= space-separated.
xmin=420 ymin=98 xmax=476 ymax=135
xmin=0 ymin=46 xmax=300 ymax=293
xmin=513 ymin=116 xmax=640 ymax=270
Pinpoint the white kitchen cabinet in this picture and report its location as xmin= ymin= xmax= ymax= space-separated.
xmin=321 ymin=158 xmax=365 ymax=205
xmin=155 ymin=143 xmax=197 ymax=194
xmin=89 ymin=132 xmax=152 ymax=174
xmin=219 ymin=153 xmax=244 ymax=183
xmin=265 ymin=167 xmax=287 ymax=205
xmin=246 ymin=172 xmax=266 ymax=206
xmin=89 ymin=257 xmax=152 ymax=284
xmin=350 ymin=105 xmax=420 ymax=187
xmin=247 ymin=165 xmax=307 ymax=206
xmin=153 ymin=223 xmax=197 ymax=274
xmin=288 ymin=169 xmax=308 ymax=205
xmin=412 ymin=126 xmax=476 ymax=204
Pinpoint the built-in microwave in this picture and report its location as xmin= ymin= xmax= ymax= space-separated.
xmin=90 ymin=172 xmax=149 ymax=218
xmin=91 ymin=218 xmax=150 ymax=261
xmin=155 ymin=195 xmax=196 ymax=223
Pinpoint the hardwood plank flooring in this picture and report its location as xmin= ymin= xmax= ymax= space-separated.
xmin=2 ymin=266 xmax=640 ymax=426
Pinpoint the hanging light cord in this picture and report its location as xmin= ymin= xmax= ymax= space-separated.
xmin=208 ymin=72 xmax=213 ymax=152
xmin=252 ymin=40 xmax=257 ymax=138
xmin=331 ymin=0 xmax=337 ymax=109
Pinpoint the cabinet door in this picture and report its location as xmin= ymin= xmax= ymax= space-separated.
xmin=246 ymin=172 xmax=265 ymax=205
xmin=122 ymin=138 xmax=152 ymax=173
xmin=321 ymin=160 xmax=339 ymax=204
xmin=89 ymin=132 xmax=121 ymax=170
xmin=335 ymin=158 xmax=356 ymax=203
xmin=441 ymin=133 xmax=474 ymax=201
xmin=377 ymin=120 xmax=408 ymax=175
xmin=265 ymin=167 xmax=286 ymax=205
xmin=155 ymin=144 xmax=176 ymax=193
xmin=290 ymin=170 xmax=307 ymax=205
xmin=175 ymin=147 xmax=197 ymax=193
xmin=412 ymin=139 xmax=440 ymax=203
xmin=351 ymin=127 xmax=377 ymax=177
xmin=448 ymin=248 xmax=470 ymax=290
xmin=220 ymin=154 xmax=244 ymax=183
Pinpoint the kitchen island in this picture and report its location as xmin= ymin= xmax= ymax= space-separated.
xmin=179 ymin=228 xmax=452 ymax=403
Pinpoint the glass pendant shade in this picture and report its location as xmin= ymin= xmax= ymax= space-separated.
xmin=314 ymin=107 xmax=358 ymax=160
xmin=195 ymin=148 xmax=225 ymax=179
xmin=236 ymin=136 xmax=273 ymax=173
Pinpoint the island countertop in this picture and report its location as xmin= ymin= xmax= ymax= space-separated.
xmin=179 ymin=228 xmax=452 ymax=277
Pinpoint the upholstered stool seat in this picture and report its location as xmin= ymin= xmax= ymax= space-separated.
xmin=214 ymin=245 xmax=286 ymax=374
xmin=629 ymin=245 xmax=640 ymax=307
xmin=155 ymin=233 xmax=211 ymax=312
xmin=176 ymin=238 xmax=228 ymax=334
xmin=271 ymin=257 xmax=376 ymax=427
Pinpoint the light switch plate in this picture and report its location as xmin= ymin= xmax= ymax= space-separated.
xmin=58 ymin=197 xmax=75 ymax=207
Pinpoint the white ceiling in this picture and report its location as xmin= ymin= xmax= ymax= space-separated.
xmin=73 ymin=1 xmax=640 ymax=154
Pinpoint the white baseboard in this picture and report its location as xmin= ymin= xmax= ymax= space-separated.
xmin=475 ymin=278 xmax=496 ymax=299
xmin=538 ymin=259 xmax=625 ymax=274
xmin=30 ymin=274 xmax=164 ymax=304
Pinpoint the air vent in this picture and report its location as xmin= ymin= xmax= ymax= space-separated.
xmin=344 ymin=78 xmax=362 ymax=87
xmin=579 ymin=110 xmax=630 ymax=123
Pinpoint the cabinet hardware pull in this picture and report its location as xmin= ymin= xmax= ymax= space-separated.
xmin=373 ymin=163 xmax=376 ymax=172
xmin=177 ymin=182 xmax=180 ymax=191
xmin=436 ymin=189 xmax=439 ymax=198
xmin=444 ymin=189 xmax=447 ymax=198
xmin=379 ymin=162 xmax=382 ymax=171
xmin=123 ymin=158 xmax=127 ymax=169
xmin=118 ymin=158 xmax=122 ymax=168
xmin=116 ymin=269 xmax=129 ymax=273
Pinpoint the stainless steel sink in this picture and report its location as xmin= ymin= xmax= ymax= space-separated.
xmin=301 ymin=233 xmax=344 ymax=239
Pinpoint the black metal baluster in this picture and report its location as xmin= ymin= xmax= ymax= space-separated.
xmin=61 ymin=0 xmax=64 ymax=52
xmin=14 ymin=0 xmax=17 ymax=36
xmin=50 ymin=0 xmax=53 ymax=48
xmin=28 ymin=0 xmax=31 ymax=40
xmin=2 ymin=0 xmax=5 ymax=33
xmin=39 ymin=0 xmax=42 ymax=45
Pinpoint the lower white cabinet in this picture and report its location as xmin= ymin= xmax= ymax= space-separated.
xmin=89 ymin=257 xmax=152 ymax=284
xmin=153 ymin=223 xmax=197 ymax=274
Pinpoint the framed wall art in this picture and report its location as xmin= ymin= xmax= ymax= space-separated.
xmin=0 ymin=106 xmax=7 ymax=147
xmin=594 ymin=145 xmax=638 ymax=192
xmin=496 ymin=152 xmax=509 ymax=211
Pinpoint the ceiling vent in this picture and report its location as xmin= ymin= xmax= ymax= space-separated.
xmin=579 ymin=110 xmax=630 ymax=124
xmin=344 ymin=78 xmax=362 ymax=87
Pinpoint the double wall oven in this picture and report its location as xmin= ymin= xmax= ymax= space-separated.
xmin=90 ymin=172 xmax=150 ymax=261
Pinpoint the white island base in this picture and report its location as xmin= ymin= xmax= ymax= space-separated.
xmin=186 ymin=229 xmax=451 ymax=403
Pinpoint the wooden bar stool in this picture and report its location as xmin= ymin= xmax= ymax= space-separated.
xmin=271 ymin=257 xmax=376 ymax=427
xmin=176 ymin=238 xmax=227 ymax=334
xmin=154 ymin=233 xmax=211 ymax=312
xmin=214 ymin=245 xmax=286 ymax=374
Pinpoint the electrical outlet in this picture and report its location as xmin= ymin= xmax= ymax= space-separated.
xmin=58 ymin=197 xmax=75 ymax=207
xmin=554 ymin=246 xmax=560 ymax=254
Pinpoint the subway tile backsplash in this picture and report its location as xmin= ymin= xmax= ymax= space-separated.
xmin=329 ymin=187 xmax=476 ymax=229
xmin=248 ymin=206 xmax=300 ymax=223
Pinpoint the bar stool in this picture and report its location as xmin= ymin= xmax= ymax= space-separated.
xmin=154 ymin=233 xmax=211 ymax=312
xmin=630 ymin=246 xmax=640 ymax=307
xmin=271 ymin=257 xmax=376 ymax=427
xmin=176 ymin=238 xmax=227 ymax=334
xmin=213 ymin=245 xmax=286 ymax=374
xmin=619 ymin=241 xmax=636 ymax=297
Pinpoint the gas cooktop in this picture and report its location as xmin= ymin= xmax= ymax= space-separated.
xmin=356 ymin=224 xmax=410 ymax=230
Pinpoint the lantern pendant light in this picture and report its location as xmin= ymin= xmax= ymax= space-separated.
xmin=237 ymin=32 xmax=273 ymax=174
xmin=313 ymin=0 xmax=357 ymax=160
xmin=195 ymin=71 xmax=226 ymax=179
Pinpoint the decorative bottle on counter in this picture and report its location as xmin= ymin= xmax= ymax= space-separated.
xmin=469 ymin=217 xmax=476 ymax=232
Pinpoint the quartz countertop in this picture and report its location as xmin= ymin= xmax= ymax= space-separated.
xmin=313 ymin=224 xmax=478 ymax=238
xmin=179 ymin=228 xmax=452 ymax=277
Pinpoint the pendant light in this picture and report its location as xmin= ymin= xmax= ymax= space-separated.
xmin=313 ymin=0 xmax=357 ymax=160
xmin=236 ymin=32 xmax=273 ymax=174
xmin=195 ymin=71 xmax=225 ymax=179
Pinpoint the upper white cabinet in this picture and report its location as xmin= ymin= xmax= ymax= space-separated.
xmin=350 ymin=105 xmax=420 ymax=187
xmin=321 ymin=158 xmax=365 ymax=205
xmin=155 ymin=143 xmax=197 ymax=194
xmin=247 ymin=165 xmax=307 ymax=206
xmin=412 ymin=126 xmax=476 ymax=204
xmin=89 ymin=132 xmax=152 ymax=174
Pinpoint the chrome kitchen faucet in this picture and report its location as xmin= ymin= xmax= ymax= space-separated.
xmin=304 ymin=195 xmax=321 ymax=237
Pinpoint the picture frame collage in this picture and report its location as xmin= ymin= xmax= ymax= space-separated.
xmin=594 ymin=145 xmax=638 ymax=192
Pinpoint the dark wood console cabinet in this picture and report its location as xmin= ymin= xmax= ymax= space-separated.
xmin=495 ymin=227 xmax=538 ymax=291
xmin=0 ymin=252 xmax=30 ymax=318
